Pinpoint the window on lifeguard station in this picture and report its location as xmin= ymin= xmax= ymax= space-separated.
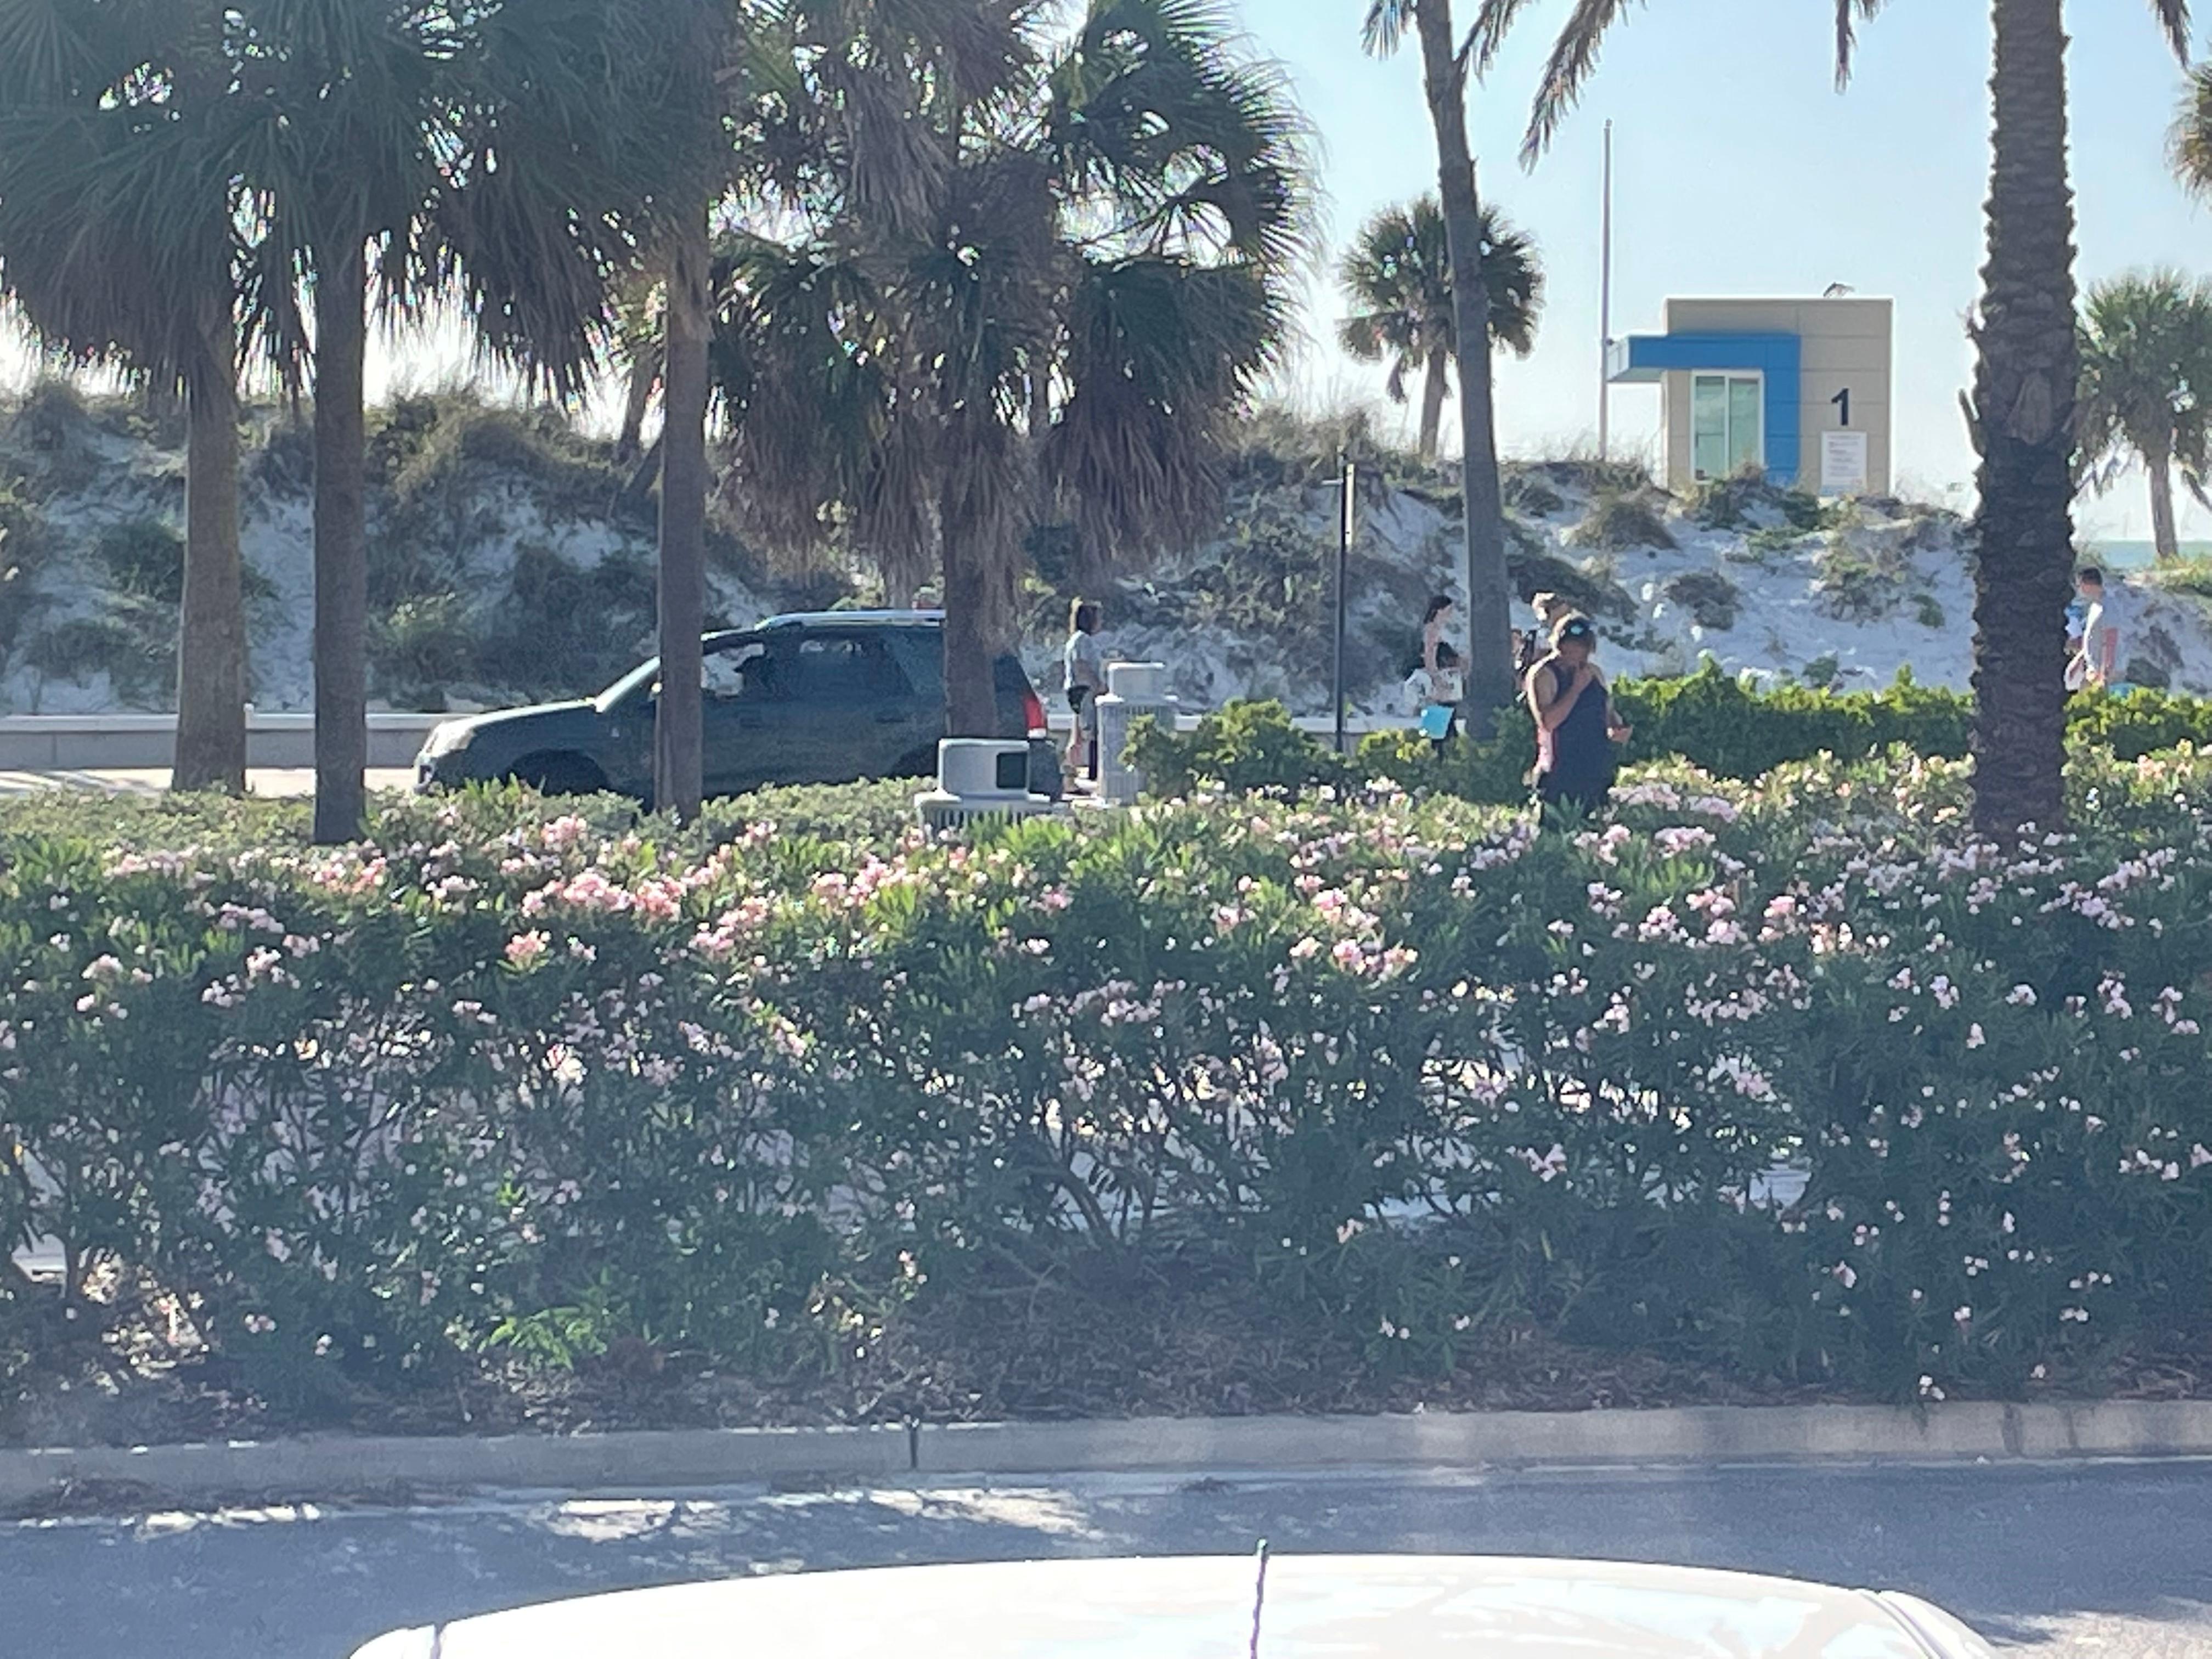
xmin=1691 ymin=373 xmax=1762 ymax=479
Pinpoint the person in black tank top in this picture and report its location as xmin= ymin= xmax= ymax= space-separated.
xmin=1526 ymin=613 xmax=1629 ymax=820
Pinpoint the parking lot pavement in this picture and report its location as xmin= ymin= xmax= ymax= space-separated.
xmin=6 ymin=1459 xmax=2211 ymax=1658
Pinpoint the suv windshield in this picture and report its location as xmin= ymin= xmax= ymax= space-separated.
xmin=594 ymin=632 xmax=760 ymax=712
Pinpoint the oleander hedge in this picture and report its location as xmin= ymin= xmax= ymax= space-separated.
xmin=6 ymin=746 xmax=2212 ymax=1412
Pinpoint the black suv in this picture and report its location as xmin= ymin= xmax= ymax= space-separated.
xmin=414 ymin=611 xmax=1062 ymax=802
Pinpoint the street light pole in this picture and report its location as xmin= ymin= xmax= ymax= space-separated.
xmin=1331 ymin=454 xmax=1357 ymax=754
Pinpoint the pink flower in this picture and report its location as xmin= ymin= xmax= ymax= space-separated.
xmin=505 ymin=930 xmax=550 ymax=969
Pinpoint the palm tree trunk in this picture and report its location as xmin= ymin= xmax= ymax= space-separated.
xmin=312 ymin=242 xmax=369 ymax=845
xmin=616 ymin=341 xmax=659 ymax=465
xmin=940 ymin=496 xmax=997 ymax=738
xmin=2148 ymin=445 xmax=2180 ymax=563
xmin=172 ymin=308 xmax=246 ymax=795
xmin=1413 ymin=0 xmax=1513 ymax=731
xmin=1966 ymin=0 xmax=2075 ymax=838
xmin=1418 ymin=347 xmax=1449 ymax=463
xmin=654 ymin=206 xmax=711 ymax=823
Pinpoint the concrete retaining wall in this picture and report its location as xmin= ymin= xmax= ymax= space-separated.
xmin=0 ymin=713 xmax=1414 ymax=774
xmin=0 ymin=714 xmax=442 ymax=771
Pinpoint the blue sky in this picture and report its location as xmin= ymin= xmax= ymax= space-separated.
xmin=1245 ymin=0 xmax=2212 ymax=540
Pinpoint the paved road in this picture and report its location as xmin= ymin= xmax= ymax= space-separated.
xmin=7 ymin=1460 xmax=2210 ymax=1658
xmin=0 ymin=768 xmax=418 ymax=799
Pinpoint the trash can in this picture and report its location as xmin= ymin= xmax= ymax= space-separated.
xmin=1093 ymin=662 xmax=1177 ymax=805
xmin=915 ymin=738 xmax=1060 ymax=831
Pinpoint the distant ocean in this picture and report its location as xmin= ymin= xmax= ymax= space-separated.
xmin=2082 ymin=540 xmax=2212 ymax=571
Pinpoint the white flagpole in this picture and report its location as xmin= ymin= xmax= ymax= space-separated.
xmin=1598 ymin=119 xmax=1614 ymax=460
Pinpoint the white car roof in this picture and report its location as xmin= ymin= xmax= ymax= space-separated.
xmin=352 ymin=1553 xmax=1993 ymax=1658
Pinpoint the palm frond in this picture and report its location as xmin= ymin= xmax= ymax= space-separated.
xmin=0 ymin=99 xmax=237 ymax=384
xmin=714 ymin=234 xmax=899 ymax=557
xmin=1046 ymin=253 xmax=1285 ymax=563
xmin=1362 ymin=0 xmax=1414 ymax=58
xmin=1519 ymin=0 xmax=1639 ymax=164
xmin=1045 ymin=0 xmax=1313 ymax=303
xmin=2153 ymin=0 xmax=2192 ymax=65
xmin=2173 ymin=64 xmax=2212 ymax=199
xmin=1833 ymin=0 xmax=1886 ymax=89
xmin=1465 ymin=0 xmax=1541 ymax=76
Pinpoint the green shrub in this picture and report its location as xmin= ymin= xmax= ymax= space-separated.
xmin=24 ymin=608 xmax=172 ymax=706
xmin=1663 ymin=569 xmax=1740 ymax=630
xmin=1612 ymin=662 xmax=1971 ymax=780
xmin=1684 ymin=468 xmax=1772 ymax=529
xmin=95 ymin=518 xmax=186 ymax=605
xmin=372 ymin=593 xmax=478 ymax=707
xmin=1502 ymin=468 xmax=1566 ymax=518
xmin=2068 ymin=687 xmax=2212 ymax=758
xmin=1357 ymin=723 xmax=1531 ymax=803
xmin=1815 ymin=531 xmax=1910 ymax=620
xmin=476 ymin=543 xmax=657 ymax=701
xmin=1777 ymin=487 xmax=1841 ymax=531
xmin=1127 ymin=671 xmax=2212 ymax=803
xmin=1507 ymin=542 xmax=1635 ymax=621
xmin=0 ymin=474 xmax=47 ymax=656
xmin=1570 ymin=492 xmax=1676 ymax=552
xmin=1126 ymin=700 xmax=1353 ymax=796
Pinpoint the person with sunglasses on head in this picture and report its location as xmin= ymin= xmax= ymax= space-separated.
xmin=1527 ymin=612 xmax=1630 ymax=820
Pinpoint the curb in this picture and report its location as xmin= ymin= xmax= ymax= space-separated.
xmin=9 ymin=1401 xmax=2212 ymax=1511
xmin=0 ymin=1424 xmax=911 ymax=1512
xmin=915 ymin=1401 xmax=2212 ymax=1475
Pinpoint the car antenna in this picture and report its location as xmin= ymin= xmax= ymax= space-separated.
xmin=1248 ymin=1539 xmax=1271 ymax=1659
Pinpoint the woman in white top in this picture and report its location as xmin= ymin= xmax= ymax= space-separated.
xmin=1064 ymin=599 xmax=1105 ymax=782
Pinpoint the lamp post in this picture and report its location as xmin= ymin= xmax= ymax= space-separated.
xmin=1330 ymin=453 xmax=1357 ymax=753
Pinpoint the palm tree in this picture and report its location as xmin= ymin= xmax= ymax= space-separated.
xmin=0 ymin=0 xmax=250 ymax=793
xmin=1338 ymin=195 xmax=1542 ymax=462
xmin=2077 ymin=270 xmax=2212 ymax=565
xmin=1479 ymin=0 xmax=2193 ymax=837
xmin=713 ymin=0 xmax=1310 ymax=737
xmin=1361 ymin=0 xmax=1516 ymax=730
xmin=222 ymin=0 xmax=705 ymax=840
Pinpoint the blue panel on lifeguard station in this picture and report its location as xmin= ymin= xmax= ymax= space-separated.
xmin=1607 ymin=331 xmax=1802 ymax=483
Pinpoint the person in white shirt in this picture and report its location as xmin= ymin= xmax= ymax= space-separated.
xmin=1063 ymin=599 xmax=1105 ymax=782
xmin=2075 ymin=567 xmax=2130 ymax=689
